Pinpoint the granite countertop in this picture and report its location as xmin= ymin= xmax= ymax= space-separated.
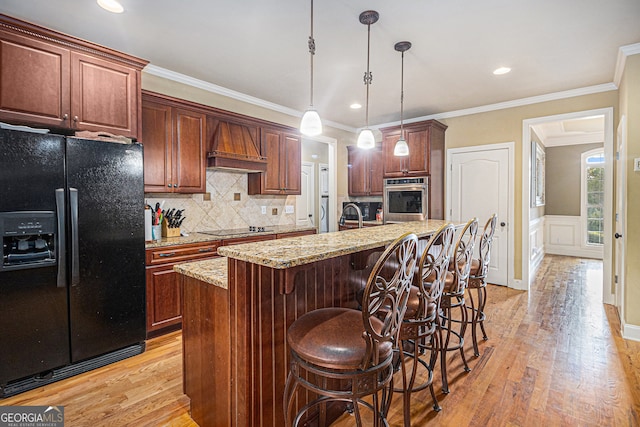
xmin=217 ymin=219 xmax=452 ymax=269
xmin=145 ymin=225 xmax=316 ymax=249
xmin=173 ymin=257 xmax=228 ymax=289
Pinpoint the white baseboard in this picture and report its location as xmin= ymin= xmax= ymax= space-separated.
xmin=545 ymin=246 xmax=603 ymax=259
xmin=622 ymin=322 xmax=640 ymax=342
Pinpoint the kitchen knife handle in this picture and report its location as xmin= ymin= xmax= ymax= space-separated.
xmin=70 ymin=188 xmax=80 ymax=286
xmin=55 ymin=188 xmax=67 ymax=288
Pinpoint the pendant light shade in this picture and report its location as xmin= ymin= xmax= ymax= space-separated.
xmin=393 ymin=137 xmax=409 ymax=156
xmin=357 ymin=128 xmax=376 ymax=149
xmin=394 ymin=41 xmax=411 ymax=157
xmin=300 ymin=0 xmax=322 ymax=136
xmin=356 ymin=10 xmax=379 ymax=149
xmin=300 ymin=109 xmax=322 ymax=136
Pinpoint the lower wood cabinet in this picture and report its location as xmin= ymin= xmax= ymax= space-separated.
xmin=145 ymin=229 xmax=317 ymax=337
xmin=145 ymin=240 xmax=220 ymax=337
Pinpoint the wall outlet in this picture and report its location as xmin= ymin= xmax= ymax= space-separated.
xmin=272 ymin=208 xmax=278 ymax=215
xmin=285 ymin=205 xmax=294 ymax=214
xmin=234 ymin=193 xmax=241 ymax=201
xmin=634 ymin=158 xmax=640 ymax=172
xmin=203 ymin=192 xmax=211 ymax=201
xmin=261 ymin=206 xmax=267 ymax=214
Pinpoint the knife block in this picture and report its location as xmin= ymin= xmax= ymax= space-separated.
xmin=162 ymin=220 xmax=181 ymax=238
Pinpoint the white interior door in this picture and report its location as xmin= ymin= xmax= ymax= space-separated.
xmin=449 ymin=146 xmax=510 ymax=286
xmin=615 ymin=116 xmax=627 ymax=320
xmin=297 ymin=162 xmax=315 ymax=227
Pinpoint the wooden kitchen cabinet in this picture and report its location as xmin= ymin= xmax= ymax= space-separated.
xmin=145 ymin=230 xmax=315 ymax=337
xmin=381 ymin=120 xmax=447 ymax=178
xmin=0 ymin=15 xmax=146 ymax=138
xmin=141 ymin=92 xmax=207 ymax=193
xmin=145 ymin=240 xmax=220 ymax=337
xmin=347 ymin=146 xmax=383 ymax=196
xmin=248 ymin=126 xmax=301 ymax=195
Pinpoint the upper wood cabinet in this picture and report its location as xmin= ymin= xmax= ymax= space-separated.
xmin=248 ymin=127 xmax=301 ymax=195
xmin=0 ymin=15 xmax=146 ymax=139
xmin=347 ymin=146 xmax=383 ymax=196
xmin=142 ymin=92 xmax=207 ymax=193
xmin=381 ymin=120 xmax=447 ymax=178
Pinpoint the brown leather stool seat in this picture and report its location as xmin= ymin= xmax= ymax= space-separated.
xmin=284 ymin=232 xmax=419 ymax=427
xmin=287 ymin=307 xmax=392 ymax=370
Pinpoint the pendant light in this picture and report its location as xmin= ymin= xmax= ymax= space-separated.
xmin=393 ymin=41 xmax=411 ymax=157
xmin=300 ymin=0 xmax=322 ymax=136
xmin=356 ymin=10 xmax=379 ymax=149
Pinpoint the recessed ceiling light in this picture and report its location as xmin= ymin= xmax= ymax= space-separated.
xmin=350 ymin=103 xmax=362 ymax=109
xmin=97 ymin=0 xmax=124 ymax=13
xmin=493 ymin=67 xmax=511 ymax=75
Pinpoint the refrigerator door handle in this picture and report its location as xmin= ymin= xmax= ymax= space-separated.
xmin=70 ymin=188 xmax=80 ymax=286
xmin=55 ymin=188 xmax=67 ymax=288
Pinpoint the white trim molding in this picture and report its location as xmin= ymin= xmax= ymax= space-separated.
xmin=614 ymin=43 xmax=640 ymax=87
xmin=622 ymin=322 xmax=640 ymax=342
xmin=529 ymin=216 xmax=545 ymax=285
xmin=143 ymin=64 xmax=356 ymax=133
xmin=545 ymin=215 xmax=603 ymax=259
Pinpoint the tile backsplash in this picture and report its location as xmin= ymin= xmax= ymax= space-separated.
xmin=145 ymin=170 xmax=297 ymax=232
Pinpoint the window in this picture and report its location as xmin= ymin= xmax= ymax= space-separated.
xmin=582 ymin=149 xmax=604 ymax=245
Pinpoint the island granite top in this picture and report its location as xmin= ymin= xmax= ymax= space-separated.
xmin=217 ymin=220 xmax=453 ymax=269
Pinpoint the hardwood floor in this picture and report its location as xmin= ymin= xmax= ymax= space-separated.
xmin=1 ymin=255 xmax=639 ymax=426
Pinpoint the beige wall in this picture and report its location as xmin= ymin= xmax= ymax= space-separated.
xmin=546 ymin=143 xmax=603 ymax=216
xmin=619 ymin=53 xmax=640 ymax=326
xmin=436 ymin=90 xmax=619 ymax=279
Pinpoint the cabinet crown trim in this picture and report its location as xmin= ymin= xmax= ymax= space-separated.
xmin=0 ymin=14 xmax=148 ymax=69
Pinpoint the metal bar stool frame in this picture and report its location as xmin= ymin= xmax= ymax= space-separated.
xmin=283 ymin=232 xmax=419 ymax=427
xmin=466 ymin=214 xmax=497 ymax=356
xmin=394 ymin=223 xmax=456 ymax=426
xmin=432 ymin=218 xmax=478 ymax=394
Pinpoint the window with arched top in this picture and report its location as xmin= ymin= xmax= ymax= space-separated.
xmin=581 ymin=149 xmax=605 ymax=246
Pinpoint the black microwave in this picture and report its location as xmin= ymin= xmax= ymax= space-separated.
xmin=341 ymin=202 xmax=381 ymax=221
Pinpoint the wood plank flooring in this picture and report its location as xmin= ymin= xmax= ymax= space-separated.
xmin=1 ymin=255 xmax=639 ymax=426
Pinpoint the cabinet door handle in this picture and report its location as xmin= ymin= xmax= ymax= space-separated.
xmin=62 ymin=113 xmax=69 ymax=121
xmin=198 ymin=248 xmax=214 ymax=253
xmin=167 ymin=184 xmax=173 ymax=188
xmin=174 ymin=184 xmax=179 ymax=188
xmin=73 ymin=116 xmax=78 ymax=122
xmin=158 ymin=252 xmax=176 ymax=257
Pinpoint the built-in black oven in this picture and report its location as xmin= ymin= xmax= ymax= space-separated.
xmin=383 ymin=177 xmax=428 ymax=222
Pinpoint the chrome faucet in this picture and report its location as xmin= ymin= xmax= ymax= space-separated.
xmin=340 ymin=203 xmax=363 ymax=229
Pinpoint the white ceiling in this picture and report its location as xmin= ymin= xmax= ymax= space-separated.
xmin=1 ymin=0 xmax=639 ymax=132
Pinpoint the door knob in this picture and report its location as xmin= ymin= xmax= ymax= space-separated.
xmin=500 ymin=222 xmax=506 ymax=227
xmin=615 ymin=232 xmax=623 ymax=239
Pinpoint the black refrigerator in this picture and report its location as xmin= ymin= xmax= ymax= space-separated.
xmin=0 ymin=128 xmax=146 ymax=397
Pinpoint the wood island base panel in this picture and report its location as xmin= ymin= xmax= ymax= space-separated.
xmin=176 ymin=220 xmax=451 ymax=427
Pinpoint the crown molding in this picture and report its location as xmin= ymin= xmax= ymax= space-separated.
xmin=142 ymin=64 xmax=355 ymax=133
xmin=371 ymin=83 xmax=617 ymax=130
xmin=614 ymin=43 xmax=640 ymax=87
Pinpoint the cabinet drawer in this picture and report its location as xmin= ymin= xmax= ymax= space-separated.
xmin=221 ymin=234 xmax=276 ymax=246
xmin=145 ymin=241 xmax=220 ymax=266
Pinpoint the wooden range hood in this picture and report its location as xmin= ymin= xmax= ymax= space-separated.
xmin=207 ymin=118 xmax=267 ymax=172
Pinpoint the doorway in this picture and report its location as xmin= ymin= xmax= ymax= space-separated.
xmin=615 ymin=116 xmax=627 ymax=322
xmin=447 ymin=142 xmax=514 ymax=287
xmin=522 ymin=108 xmax=614 ymax=303
xmin=300 ymin=136 xmax=338 ymax=233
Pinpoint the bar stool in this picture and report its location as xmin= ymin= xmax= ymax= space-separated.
xmin=466 ymin=214 xmax=497 ymax=356
xmin=394 ymin=223 xmax=456 ymax=426
xmin=435 ymin=218 xmax=477 ymax=394
xmin=283 ymin=232 xmax=419 ymax=427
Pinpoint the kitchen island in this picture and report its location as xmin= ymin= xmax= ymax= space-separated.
xmin=174 ymin=220 xmax=451 ymax=427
